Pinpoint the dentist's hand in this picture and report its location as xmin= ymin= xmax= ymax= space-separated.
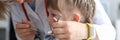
xmin=16 ymin=0 xmax=24 ymax=3
xmin=15 ymin=21 xmax=36 ymax=40
xmin=16 ymin=0 xmax=34 ymax=3
xmin=51 ymin=21 xmax=88 ymax=40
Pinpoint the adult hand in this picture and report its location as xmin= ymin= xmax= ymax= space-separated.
xmin=51 ymin=21 xmax=88 ymax=40
xmin=16 ymin=0 xmax=34 ymax=4
xmin=15 ymin=21 xmax=36 ymax=40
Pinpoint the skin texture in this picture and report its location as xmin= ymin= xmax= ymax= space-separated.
xmin=16 ymin=21 xmax=36 ymax=40
xmin=47 ymin=7 xmax=88 ymax=40
xmin=16 ymin=0 xmax=34 ymax=4
xmin=15 ymin=0 xmax=95 ymax=40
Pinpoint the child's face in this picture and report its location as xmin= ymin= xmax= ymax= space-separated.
xmin=47 ymin=7 xmax=72 ymax=23
xmin=47 ymin=7 xmax=81 ymax=24
xmin=47 ymin=0 xmax=81 ymax=24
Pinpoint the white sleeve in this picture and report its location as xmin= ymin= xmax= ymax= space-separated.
xmin=93 ymin=0 xmax=116 ymax=40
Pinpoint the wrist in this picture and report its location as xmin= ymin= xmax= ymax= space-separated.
xmin=80 ymin=23 xmax=89 ymax=39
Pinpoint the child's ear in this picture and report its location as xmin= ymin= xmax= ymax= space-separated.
xmin=72 ymin=13 xmax=81 ymax=22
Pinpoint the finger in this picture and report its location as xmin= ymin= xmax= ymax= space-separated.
xmin=21 ymin=20 xmax=31 ymax=24
xmin=53 ymin=28 xmax=66 ymax=34
xmin=16 ymin=0 xmax=24 ymax=3
xmin=18 ymin=29 xmax=34 ymax=35
xmin=15 ymin=28 xmax=33 ymax=34
xmin=51 ymin=14 xmax=62 ymax=22
xmin=59 ymin=38 xmax=68 ymax=40
xmin=48 ymin=14 xmax=58 ymax=22
xmin=19 ymin=29 xmax=36 ymax=38
xmin=52 ymin=21 xmax=66 ymax=28
xmin=54 ymin=34 xmax=68 ymax=39
xmin=47 ymin=17 xmax=56 ymax=23
xmin=21 ymin=31 xmax=36 ymax=40
xmin=16 ymin=24 xmax=30 ymax=29
xmin=16 ymin=20 xmax=32 ymax=29
xmin=52 ymin=17 xmax=58 ymax=22
xmin=47 ymin=18 xmax=54 ymax=26
xmin=22 ymin=33 xmax=35 ymax=40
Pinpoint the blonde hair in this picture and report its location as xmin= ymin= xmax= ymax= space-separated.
xmin=0 ymin=1 xmax=9 ymax=20
xmin=46 ymin=0 xmax=95 ymax=23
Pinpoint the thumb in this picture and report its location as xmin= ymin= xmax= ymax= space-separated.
xmin=52 ymin=20 xmax=66 ymax=28
xmin=52 ymin=17 xmax=58 ymax=22
xmin=21 ymin=20 xmax=30 ymax=24
xmin=16 ymin=0 xmax=24 ymax=4
xmin=21 ymin=20 xmax=33 ymax=28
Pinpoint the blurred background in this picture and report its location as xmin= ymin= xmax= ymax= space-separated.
xmin=100 ymin=0 xmax=120 ymax=40
xmin=0 ymin=0 xmax=120 ymax=40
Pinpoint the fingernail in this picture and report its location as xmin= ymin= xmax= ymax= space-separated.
xmin=53 ymin=17 xmax=58 ymax=22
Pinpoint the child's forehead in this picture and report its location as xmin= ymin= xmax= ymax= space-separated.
xmin=47 ymin=0 xmax=77 ymax=13
xmin=46 ymin=0 xmax=75 ymax=12
xmin=57 ymin=0 xmax=73 ymax=7
xmin=57 ymin=0 xmax=74 ymax=11
xmin=48 ymin=7 xmax=78 ymax=16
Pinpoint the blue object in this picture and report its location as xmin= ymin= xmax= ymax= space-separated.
xmin=28 ymin=1 xmax=35 ymax=11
